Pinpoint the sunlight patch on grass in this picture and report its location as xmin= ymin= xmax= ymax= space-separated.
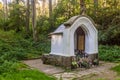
xmin=0 ymin=70 xmax=56 ymax=80
xmin=112 ymin=64 xmax=120 ymax=75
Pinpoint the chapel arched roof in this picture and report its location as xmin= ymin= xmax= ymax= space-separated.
xmin=50 ymin=15 xmax=96 ymax=35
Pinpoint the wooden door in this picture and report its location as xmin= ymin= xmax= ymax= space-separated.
xmin=75 ymin=27 xmax=85 ymax=51
xmin=77 ymin=35 xmax=85 ymax=51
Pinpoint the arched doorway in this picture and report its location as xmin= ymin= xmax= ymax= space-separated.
xmin=74 ymin=27 xmax=85 ymax=52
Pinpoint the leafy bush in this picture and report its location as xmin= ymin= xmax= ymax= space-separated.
xmin=99 ymin=45 xmax=120 ymax=62
xmin=0 ymin=30 xmax=50 ymax=60
xmin=99 ymin=23 xmax=120 ymax=45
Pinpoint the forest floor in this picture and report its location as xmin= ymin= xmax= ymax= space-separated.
xmin=23 ymin=59 xmax=120 ymax=80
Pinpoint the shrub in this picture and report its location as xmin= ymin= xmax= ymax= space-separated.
xmin=99 ymin=45 xmax=120 ymax=62
xmin=0 ymin=30 xmax=50 ymax=60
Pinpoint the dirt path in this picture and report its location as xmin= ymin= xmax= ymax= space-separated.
xmin=23 ymin=59 xmax=65 ymax=74
xmin=23 ymin=59 xmax=119 ymax=80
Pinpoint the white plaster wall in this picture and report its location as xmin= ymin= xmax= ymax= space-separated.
xmin=50 ymin=34 xmax=63 ymax=55
xmin=50 ymin=16 xmax=98 ymax=57
xmin=63 ymin=17 xmax=98 ymax=56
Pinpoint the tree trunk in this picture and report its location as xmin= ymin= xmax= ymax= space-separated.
xmin=80 ymin=0 xmax=86 ymax=15
xmin=94 ymin=0 xmax=98 ymax=7
xmin=93 ymin=0 xmax=98 ymax=15
xmin=15 ymin=0 xmax=21 ymax=32
xmin=16 ymin=0 xmax=19 ymax=4
xmin=42 ymin=0 xmax=46 ymax=15
xmin=114 ymin=0 xmax=117 ymax=9
xmin=26 ymin=0 xmax=30 ymax=34
xmin=31 ymin=0 xmax=38 ymax=42
xmin=49 ymin=0 xmax=53 ymax=27
xmin=3 ymin=0 xmax=8 ymax=20
xmin=53 ymin=0 xmax=58 ymax=7
xmin=49 ymin=0 xmax=52 ymax=17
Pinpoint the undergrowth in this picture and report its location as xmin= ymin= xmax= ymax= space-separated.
xmin=0 ymin=30 xmax=50 ymax=60
xmin=0 ymin=30 xmax=54 ymax=80
xmin=99 ymin=45 xmax=120 ymax=62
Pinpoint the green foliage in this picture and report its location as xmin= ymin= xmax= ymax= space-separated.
xmin=0 ymin=2 xmax=26 ymax=32
xmin=0 ymin=30 xmax=50 ymax=60
xmin=86 ymin=0 xmax=120 ymax=45
xmin=51 ymin=0 xmax=120 ymax=45
xmin=99 ymin=23 xmax=120 ymax=45
xmin=0 ymin=30 xmax=53 ymax=80
xmin=0 ymin=1 xmax=120 ymax=79
xmin=7 ymin=3 xmax=26 ymax=32
xmin=0 ymin=0 xmax=120 ymax=45
xmin=112 ymin=64 xmax=120 ymax=75
xmin=0 ymin=30 xmax=52 ymax=80
xmin=37 ymin=16 xmax=51 ymax=34
xmin=99 ymin=45 xmax=120 ymax=62
xmin=0 ymin=70 xmax=56 ymax=80
xmin=0 ymin=61 xmax=27 ymax=74
xmin=52 ymin=0 xmax=80 ymax=27
xmin=0 ymin=10 xmax=6 ymax=30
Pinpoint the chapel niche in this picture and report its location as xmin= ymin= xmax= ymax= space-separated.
xmin=74 ymin=26 xmax=85 ymax=52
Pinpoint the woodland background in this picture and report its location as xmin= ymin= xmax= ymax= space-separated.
xmin=0 ymin=0 xmax=120 ymax=80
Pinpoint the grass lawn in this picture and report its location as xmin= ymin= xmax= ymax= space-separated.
xmin=111 ymin=64 xmax=120 ymax=80
xmin=0 ymin=69 xmax=56 ymax=80
xmin=112 ymin=64 xmax=120 ymax=75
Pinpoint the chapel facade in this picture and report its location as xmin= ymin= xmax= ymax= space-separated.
xmin=42 ymin=15 xmax=98 ymax=69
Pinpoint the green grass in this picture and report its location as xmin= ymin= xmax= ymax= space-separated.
xmin=112 ymin=64 xmax=120 ymax=75
xmin=0 ymin=70 xmax=56 ymax=80
xmin=0 ymin=30 xmax=55 ymax=80
xmin=111 ymin=64 xmax=120 ymax=80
